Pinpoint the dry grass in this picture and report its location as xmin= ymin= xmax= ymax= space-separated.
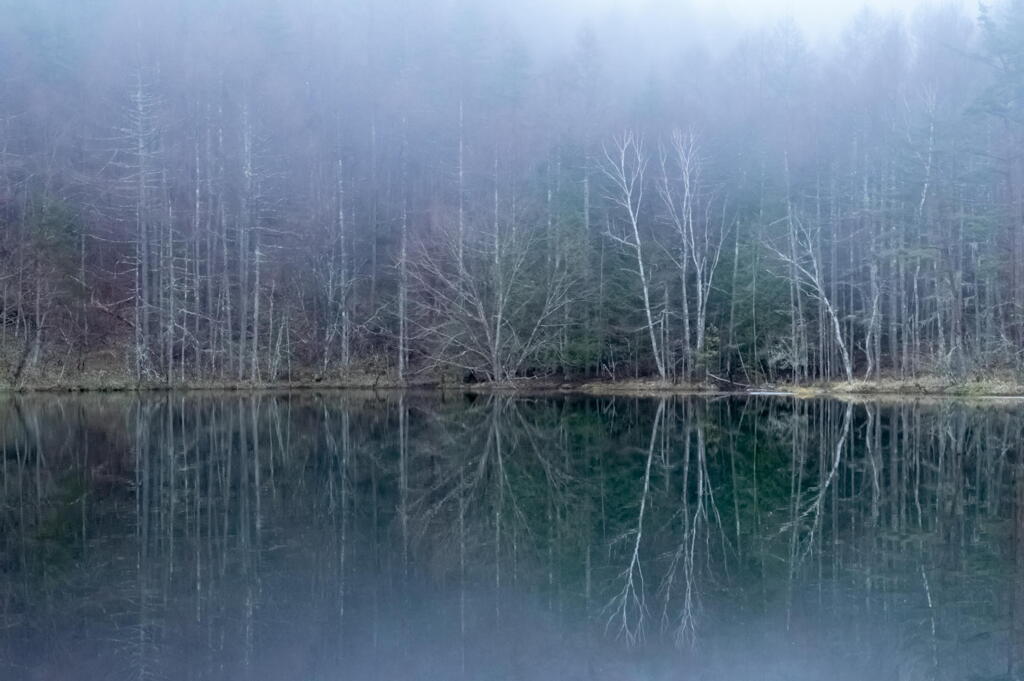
xmin=574 ymin=379 xmax=722 ymax=396
xmin=4 ymin=362 xmax=1024 ymax=399
xmin=805 ymin=377 xmax=1024 ymax=397
xmin=0 ymin=361 xmax=438 ymax=393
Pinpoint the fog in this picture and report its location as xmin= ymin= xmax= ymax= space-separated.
xmin=691 ymin=0 xmax=972 ymax=33
xmin=3 ymin=0 xmax=1024 ymax=677
xmin=505 ymin=0 xmax=975 ymax=53
xmin=1 ymin=0 xmax=1023 ymax=396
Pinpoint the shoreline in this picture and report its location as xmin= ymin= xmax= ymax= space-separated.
xmin=3 ymin=374 xmax=1024 ymax=398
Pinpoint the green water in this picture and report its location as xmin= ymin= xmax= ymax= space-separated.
xmin=0 ymin=392 xmax=1020 ymax=680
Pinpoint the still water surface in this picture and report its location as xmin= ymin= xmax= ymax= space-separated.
xmin=0 ymin=392 xmax=1020 ymax=680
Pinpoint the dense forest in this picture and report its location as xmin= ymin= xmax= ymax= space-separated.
xmin=1 ymin=0 xmax=1023 ymax=386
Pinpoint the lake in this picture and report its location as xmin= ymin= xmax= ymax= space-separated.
xmin=0 ymin=392 xmax=1020 ymax=680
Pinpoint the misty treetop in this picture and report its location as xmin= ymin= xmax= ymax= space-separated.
xmin=1 ymin=0 xmax=1022 ymax=386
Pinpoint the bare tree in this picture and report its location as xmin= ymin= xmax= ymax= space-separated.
xmin=770 ymin=214 xmax=854 ymax=382
xmin=658 ymin=129 xmax=728 ymax=380
xmin=408 ymin=213 xmax=572 ymax=382
xmin=602 ymin=132 xmax=665 ymax=381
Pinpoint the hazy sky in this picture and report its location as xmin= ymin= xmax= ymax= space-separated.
xmin=689 ymin=0 xmax=975 ymax=33
xmin=514 ymin=0 xmax=977 ymax=57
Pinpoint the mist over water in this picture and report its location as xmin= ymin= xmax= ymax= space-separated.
xmin=0 ymin=393 xmax=1018 ymax=680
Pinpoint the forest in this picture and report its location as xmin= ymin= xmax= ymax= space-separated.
xmin=1 ymin=0 xmax=1023 ymax=387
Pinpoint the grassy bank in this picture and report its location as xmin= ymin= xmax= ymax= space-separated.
xmin=3 ymin=366 xmax=1024 ymax=398
xmin=788 ymin=377 xmax=1024 ymax=398
xmin=0 ymin=368 xmax=439 ymax=393
xmin=566 ymin=377 xmax=1024 ymax=398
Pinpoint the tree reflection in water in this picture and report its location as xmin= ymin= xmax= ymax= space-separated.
xmin=0 ymin=392 xmax=1020 ymax=680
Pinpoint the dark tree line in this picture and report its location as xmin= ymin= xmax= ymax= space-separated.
xmin=1 ymin=0 xmax=1023 ymax=385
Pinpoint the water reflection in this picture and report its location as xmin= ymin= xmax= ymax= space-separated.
xmin=0 ymin=392 xmax=1020 ymax=680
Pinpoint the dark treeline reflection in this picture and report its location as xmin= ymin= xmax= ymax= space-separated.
xmin=1 ymin=393 xmax=1021 ymax=680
